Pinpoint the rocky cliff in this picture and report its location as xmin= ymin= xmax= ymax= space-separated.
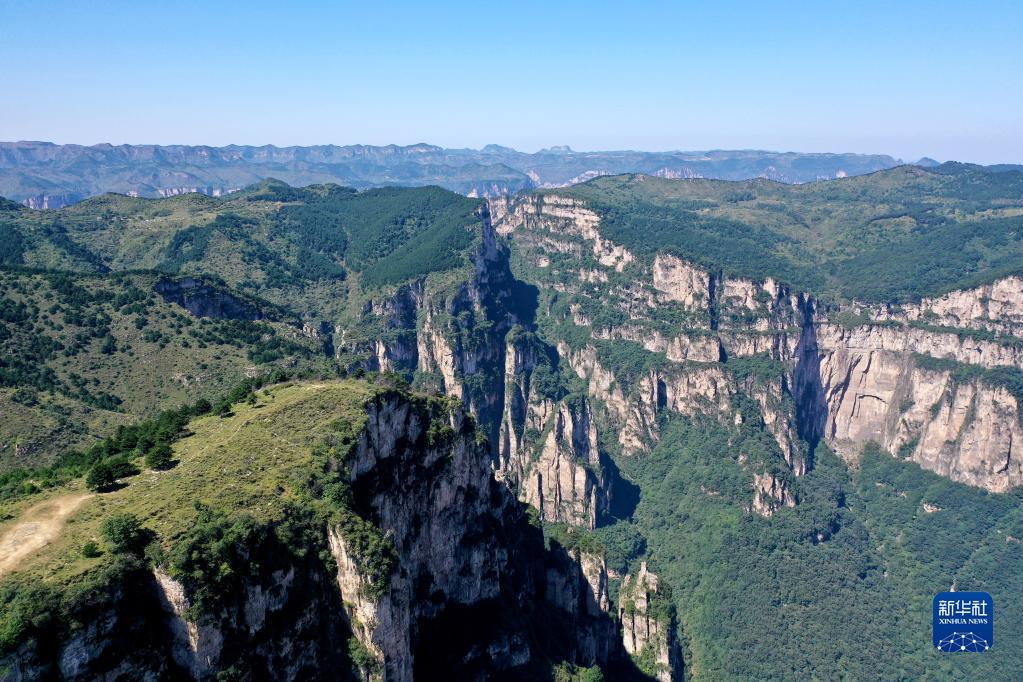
xmin=807 ymin=309 xmax=1023 ymax=492
xmin=492 ymin=195 xmax=807 ymax=519
xmin=619 ymin=563 xmax=684 ymax=682
xmin=335 ymin=206 xmax=614 ymax=530
xmin=0 ymin=386 xmax=638 ymax=681
xmin=492 ymin=193 xmax=1023 ymax=497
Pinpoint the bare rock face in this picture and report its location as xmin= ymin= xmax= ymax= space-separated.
xmin=544 ymin=547 xmax=617 ymax=664
xmin=868 ymin=276 xmax=1023 ymax=336
xmin=492 ymin=330 xmax=612 ymax=529
xmin=328 ymin=394 xmax=626 ymax=681
xmin=801 ymin=280 xmax=1023 ymax=491
xmin=495 ymin=192 xmax=1023 ymax=495
xmin=619 ymin=563 xmax=684 ymax=682
xmin=653 ymin=254 xmax=711 ymax=311
xmin=520 ymin=400 xmax=607 ymax=529
xmin=560 ymin=342 xmax=653 ymax=454
xmin=328 ymin=396 xmax=515 ymax=681
xmin=496 ymin=195 xmax=635 ymax=271
xmin=752 ymin=472 xmax=797 ymax=516
xmin=814 ymin=332 xmax=1023 ymax=491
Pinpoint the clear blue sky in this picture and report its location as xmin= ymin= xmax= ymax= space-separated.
xmin=1 ymin=0 xmax=1021 ymax=163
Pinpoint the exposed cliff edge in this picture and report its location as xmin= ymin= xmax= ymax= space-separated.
xmin=0 ymin=383 xmax=654 ymax=681
xmin=155 ymin=277 xmax=265 ymax=320
xmin=491 ymin=193 xmax=1023 ymax=495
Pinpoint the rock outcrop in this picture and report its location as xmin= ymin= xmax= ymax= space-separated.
xmin=328 ymin=394 xmax=534 ymax=681
xmin=338 ymin=207 xmax=615 ymax=529
xmin=812 ymin=322 xmax=1023 ymax=491
xmin=155 ymin=277 xmax=264 ymax=320
xmin=518 ymin=399 xmax=608 ymax=529
xmin=619 ymin=563 xmax=684 ymax=682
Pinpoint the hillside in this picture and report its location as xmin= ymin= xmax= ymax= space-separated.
xmin=0 ymin=269 xmax=321 ymax=470
xmin=0 ymin=180 xmax=498 ymax=473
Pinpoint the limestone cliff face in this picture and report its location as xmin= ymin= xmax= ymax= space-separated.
xmin=751 ymin=472 xmax=797 ymax=516
xmin=816 ymin=323 xmax=1023 ymax=370
xmin=619 ymin=563 xmax=684 ymax=682
xmin=495 ymin=194 xmax=635 ymax=271
xmin=343 ymin=206 xmax=614 ymax=530
xmin=544 ymin=546 xmax=617 ymax=664
xmin=868 ymin=276 xmax=1023 ymax=336
xmin=21 ymin=192 xmax=86 ymax=210
xmin=519 ymin=399 xmax=607 ymax=529
xmin=493 ymin=331 xmax=611 ymax=529
xmin=494 ymin=192 xmax=1023 ymax=495
xmin=558 ymin=342 xmax=655 ymax=454
xmin=328 ymin=393 xmax=633 ymax=680
xmin=4 ymin=542 xmax=350 ymax=681
xmin=346 ymin=209 xmax=515 ymax=443
xmin=328 ymin=395 xmax=526 ymax=681
xmin=811 ymin=320 xmax=1023 ymax=491
xmin=155 ymin=277 xmax=264 ymax=320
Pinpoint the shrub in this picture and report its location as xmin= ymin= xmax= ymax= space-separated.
xmin=86 ymin=462 xmax=117 ymax=491
xmin=145 ymin=442 xmax=174 ymax=470
xmin=101 ymin=513 xmax=152 ymax=555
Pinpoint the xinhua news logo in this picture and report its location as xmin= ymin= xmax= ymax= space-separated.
xmin=933 ymin=591 xmax=993 ymax=653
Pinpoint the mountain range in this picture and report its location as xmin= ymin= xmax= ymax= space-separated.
xmin=0 ymin=141 xmax=917 ymax=209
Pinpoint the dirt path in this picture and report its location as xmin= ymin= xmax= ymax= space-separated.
xmin=0 ymin=493 xmax=93 ymax=577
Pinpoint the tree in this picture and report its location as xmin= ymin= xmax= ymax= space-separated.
xmin=100 ymin=334 xmax=117 ymax=355
xmin=100 ymin=513 xmax=151 ymax=555
xmin=145 ymin=442 xmax=174 ymax=470
xmin=86 ymin=462 xmax=117 ymax=491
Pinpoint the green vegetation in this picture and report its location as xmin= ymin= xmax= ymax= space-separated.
xmin=0 ymin=180 xmax=484 ymax=317
xmin=0 ymin=269 xmax=320 ymax=470
xmin=555 ymin=168 xmax=1023 ymax=303
xmin=0 ymin=181 xmax=484 ymax=473
xmin=723 ymin=353 xmax=788 ymax=384
xmin=167 ymin=503 xmax=277 ymax=616
xmin=100 ymin=513 xmax=152 ymax=555
xmin=0 ymin=380 xmax=381 ymax=656
xmin=3 ymin=169 xmax=1023 ymax=678
xmin=552 ymin=662 xmax=605 ymax=682
xmin=602 ymin=413 xmax=1023 ymax=680
xmin=544 ymin=522 xmax=605 ymax=557
xmin=2 ymin=389 xmax=212 ymax=501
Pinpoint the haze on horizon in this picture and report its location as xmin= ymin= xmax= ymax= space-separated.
xmin=1 ymin=0 xmax=1021 ymax=165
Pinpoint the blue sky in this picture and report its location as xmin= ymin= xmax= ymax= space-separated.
xmin=1 ymin=0 xmax=1021 ymax=163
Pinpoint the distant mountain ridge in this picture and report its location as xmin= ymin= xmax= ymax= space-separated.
xmin=1 ymin=141 xmax=907 ymax=208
